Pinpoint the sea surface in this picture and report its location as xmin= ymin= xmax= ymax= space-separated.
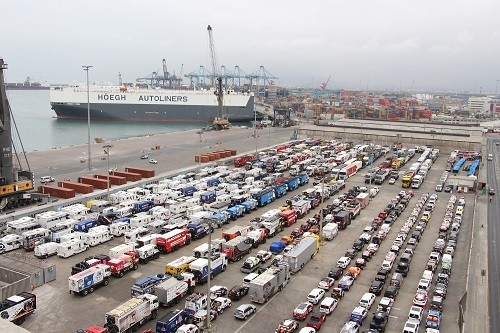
xmin=5 ymin=90 xmax=214 ymax=152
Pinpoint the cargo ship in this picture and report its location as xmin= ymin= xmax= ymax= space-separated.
xmin=50 ymin=85 xmax=255 ymax=123
xmin=6 ymin=77 xmax=50 ymax=90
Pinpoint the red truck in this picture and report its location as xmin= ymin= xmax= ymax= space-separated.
xmin=156 ymin=228 xmax=191 ymax=253
xmin=234 ymin=154 xmax=255 ymax=167
xmin=279 ymin=209 xmax=298 ymax=227
xmin=107 ymin=252 xmax=139 ymax=277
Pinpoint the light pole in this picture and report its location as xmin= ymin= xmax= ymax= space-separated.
xmin=201 ymin=218 xmax=217 ymax=333
xmin=319 ymin=177 xmax=325 ymax=245
xmin=197 ymin=131 xmax=203 ymax=171
xmin=83 ymin=65 xmax=93 ymax=171
xmin=103 ymin=145 xmax=113 ymax=201
xmin=496 ymin=80 xmax=499 ymax=95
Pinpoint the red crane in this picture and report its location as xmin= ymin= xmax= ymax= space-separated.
xmin=320 ymin=75 xmax=331 ymax=90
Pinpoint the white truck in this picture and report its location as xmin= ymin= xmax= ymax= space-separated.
xmin=109 ymin=243 xmax=136 ymax=258
xmin=84 ymin=226 xmax=113 ymax=246
xmin=104 ymin=294 xmax=159 ymax=332
xmin=283 ymin=236 xmax=319 ymax=273
xmin=34 ymin=242 xmax=59 ymax=258
xmin=248 ymin=262 xmax=290 ymax=304
xmin=124 ymin=227 xmax=149 ymax=243
xmin=188 ymin=254 xmax=228 ymax=285
xmin=154 ymin=272 xmax=196 ymax=307
xmin=57 ymin=239 xmax=89 ymax=258
xmin=136 ymin=244 xmax=160 ymax=264
xmin=322 ymin=223 xmax=339 ymax=241
xmin=110 ymin=222 xmax=131 ymax=237
xmin=192 ymin=238 xmax=225 ymax=258
xmin=0 ymin=292 xmax=36 ymax=325
xmin=0 ymin=234 xmax=22 ymax=254
xmin=68 ymin=264 xmax=111 ymax=296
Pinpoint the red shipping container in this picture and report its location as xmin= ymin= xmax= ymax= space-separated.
xmin=207 ymin=154 xmax=216 ymax=161
xmin=212 ymin=152 xmax=221 ymax=160
xmin=94 ymin=174 xmax=128 ymax=185
xmin=112 ymin=171 xmax=142 ymax=182
xmin=78 ymin=176 xmax=109 ymax=190
xmin=58 ymin=181 xmax=94 ymax=194
xmin=39 ymin=185 xmax=75 ymax=199
xmin=125 ymin=167 xmax=155 ymax=178
xmin=201 ymin=155 xmax=210 ymax=163
xmin=229 ymin=150 xmax=237 ymax=156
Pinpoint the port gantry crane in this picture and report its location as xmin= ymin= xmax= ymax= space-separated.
xmin=0 ymin=58 xmax=44 ymax=211
xmin=207 ymin=24 xmax=229 ymax=130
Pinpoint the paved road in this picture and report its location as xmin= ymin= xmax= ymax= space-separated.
xmin=487 ymin=137 xmax=500 ymax=333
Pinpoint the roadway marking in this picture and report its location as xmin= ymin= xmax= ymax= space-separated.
xmin=389 ymin=315 xmax=399 ymax=319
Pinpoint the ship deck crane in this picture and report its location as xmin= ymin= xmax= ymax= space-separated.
xmin=207 ymin=24 xmax=229 ymax=130
xmin=0 ymin=58 xmax=45 ymax=211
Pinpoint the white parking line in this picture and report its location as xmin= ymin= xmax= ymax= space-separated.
xmin=389 ymin=315 xmax=399 ymax=319
xmin=392 ymin=307 xmax=401 ymax=311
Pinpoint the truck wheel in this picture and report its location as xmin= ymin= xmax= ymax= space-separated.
xmin=133 ymin=264 xmax=138 ymax=270
xmin=154 ymin=253 xmax=160 ymax=260
xmin=143 ymin=258 xmax=149 ymax=264
xmin=118 ymin=271 xmax=124 ymax=278
xmin=186 ymin=238 xmax=191 ymax=245
xmin=103 ymin=278 xmax=109 ymax=286
xmin=132 ymin=323 xmax=139 ymax=332
xmin=82 ymin=289 xmax=89 ymax=296
xmin=89 ymin=287 xmax=94 ymax=293
xmin=263 ymin=238 xmax=267 ymax=243
xmin=222 ymin=265 xmax=227 ymax=272
xmin=14 ymin=316 xmax=25 ymax=325
xmin=151 ymin=310 xmax=158 ymax=320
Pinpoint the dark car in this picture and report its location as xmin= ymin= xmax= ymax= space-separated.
xmin=489 ymin=188 xmax=495 ymax=195
xmin=375 ymin=273 xmax=388 ymax=283
xmin=411 ymin=231 xmax=422 ymax=242
xmin=345 ymin=248 xmax=358 ymax=259
xmin=396 ymin=262 xmax=410 ymax=277
xmin=306 ymin=311 xmax=327 ymax=330
xmin=369 ymin=311 xmax=389 ymax=332
xmin=328 ymin=267 xmax=344 ymax=280
xmin=352 ymin=240 xmax=364 ymax=251
xmin=444 ymin=185 xmax=452 ymax=193
xmin=384 ymin=285 xmax=399 ymax=299
xmin=369 ymin=280 xmax=384 ymax=296
xmin=228 ymin=285 xmax=250 ymax=301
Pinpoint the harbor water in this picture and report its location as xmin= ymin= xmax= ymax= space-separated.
xmin=6 ymin=90 xmax=220 ymax=152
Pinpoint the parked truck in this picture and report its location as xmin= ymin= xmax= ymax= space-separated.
xmin=374 ymin=168 xmax=390 ymax=185
xmin=57 ymin=239 xmax=89 ymax=258
xmin=248 ymin=262 xmax=290 ymax=304
xmin=334 ymin=211 xmax=352 ymax=230
xmin=71 ymin=254 xmax=110 ymax=275
xmin=193 ymin=239 xmax=225 ymax=258
xmin=221 ymin=225 xmax=253 ymax=242
xmin=253 ymin=188 xmax=276 ymax=207
xmin=130 ymin=275 xmax=169 ymax=297
xmin=69 ymin=264 xmax=111 ymax=296
xmin=292 ymin=199 xmax=311 ymax=218
xmin=283 ymin=235 xmax=319 ymax=273
xmin=246 ymin=228 xmax=268 ymax=248
xmin=221 ymin=236 xmax=253 ymax=262
xmin=355 ymin=193 xmax=370 ymax=209
xmin=107 ymin=252 xmax=139 ymax=278
xmin=136 ymin=244 xmax=160 ymax=264
xmin=103 ymin=294 xmax=159 ymax=333
xmin=187 ymin=220 xmax=212 ymax=240
xmin=155 ymin=272 xmax=196 ymax=307
xmin=156 ymin=228 xmax=191 ymax=253
xmin=0 ymin=292 xmax=36 ymax=325
xmin=165 ymin=256 xmax=198 ymax=276
xmin=155 ymin=309 xmax=187 ymax=333
xmin=188 ymin=254 xmax=228 ymax=284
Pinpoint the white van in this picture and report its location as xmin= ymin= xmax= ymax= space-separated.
xmin=57 ymin=239 xmax=89 ymax=258
xmin=322 ymin=223 xmax=339 ymax=241
xmin=0 ymin=234 xmax=23 ymax=254
xmin=243 ymin=273 xmax=259 ymax=286
xmin=442 ymin=254 xmax=453 ymax=265
xmin=319 ymin=297 xmax=338 ymax=315
xmin=408 ymin=305 xmax=423 ymax=321
xmin=34 ymin=242 xmax=59 ymax=258
xmin=417 ymin=278 xmax=431 ymax=292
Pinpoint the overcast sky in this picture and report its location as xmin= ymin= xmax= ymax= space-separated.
xmin=2 ymin=0 xmax=499 ymax=92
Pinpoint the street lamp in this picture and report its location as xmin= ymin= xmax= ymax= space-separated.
xmin=83 ymin=65 xmax=93 ymax=171
xmin=197 ymin=131 xmax=203 ymax=171
xmin=103 ymin=145 xmax=113 ymax=201
xmin=319 ymin=177 xmax=325 ymax=245
xmin=201 ymin=218 xmax=217 ymax=333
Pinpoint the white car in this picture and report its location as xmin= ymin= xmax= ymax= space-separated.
xmin=337 ymin=256 xmax=351 ymax=269
xmin=403 ymin=318 xmax=420 ymax=333
xmin=176 ymin=324 xmax=199 ymax=333
xmin=299 ymin=328 xmax=317 ymax=333
xmin=377 ymin=297 xmax=394 ymax=313
xmin=149 ymin=159 xmax=158 ymax=164
xmin=358 ymin=292 xmax=376 ymax=309
xmin=388 ymin=178 xmax=396 ymax=185
xmin=39 ymin=176 xmax=55 ymax=183
xmin=307 ymin=288 xmax=326 ymax=304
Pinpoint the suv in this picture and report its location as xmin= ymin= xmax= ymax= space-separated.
xmin=40 ymin=176 xmax=55 ymax=183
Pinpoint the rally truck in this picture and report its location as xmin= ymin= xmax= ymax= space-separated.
xmin=154 ymin=272 xmax=196 ymax=307
xmin=107 ymin=252 xmax=139 ymax=278
xmin=104 ymin=294 xmax=159 ymax=333
xmin=248 ymin=262 xmax=290 ymax=304
xmin=136 ymin=244 xmax=160 ymax=264
xmin=188 ymin=254 xmax=228 ymax=284
xmin=69 ymin=264 xmax=111 ymax=296
xmin=221 ymin=235 xmax=253 ymax=262
xmin=283 ymin=235 xmax=319 ymax=273
xmin=130 ymin=274 xmax=169 ymax=297
xmin=156 ymin=228 xmax=191 ymax=253
xmin=0 ymin=292 xmax=36 ymax=325
xmin=165 ymin=256 xmax=198 ymax=276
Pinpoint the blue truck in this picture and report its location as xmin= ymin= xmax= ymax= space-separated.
xmin=199 ymin=191 xmax=216 ymax=204
xmin=285 ymin=176 xmax=300 ymax=191
xmin=155 ymin=309 xmax=187 ymax=333
xmin=297 ymin=173 xmax=309 ymax=186
xmin=188 ymin=254 xmax=228 ymax=284
xmin=212 ymin=211 xmax=230 ymax=225
xmin=253 ymin=188 xmax=276 ymax=207
xmin=187 ymin=220 xmax=212 ymax=239
xmin=274 ymin=183 xmax=288 ymax=198
xmin=181 ymin=186 xmax=198 ymax=197
xmin=130 ymin=274 xmax=169 ymax=297
xmin=132 ymin=200 xmax=155 ymax=214
xmin=241 ymin=199 xmax=258 ymax=212
xmin=74 ymin=218 xmax=98 ymax=232
xmin=225 ymin=205 xmax=244 ymax=220
xmin=207 ymin=177 xmax=220 ymax=187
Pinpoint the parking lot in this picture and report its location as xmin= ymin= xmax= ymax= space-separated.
xmin=12 ymin=143 xmax=472 ymax=333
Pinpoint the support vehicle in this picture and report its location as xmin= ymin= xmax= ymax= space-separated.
xmin=188 ymin=254 xmax=228 ymax=284
xmin=0 ymin=292 xmax=36 ymax=325
xmin=283 ymin=235 xmax=319 ymax=273
xmin=155 ymin=272 xmax=196 ymax=307
xmin=69 ymin=264 xmax=111 ymax=296
xmin=248 ymin=262 xmax=290 ymax=303
xmin=104 ymin=294 xmax=159 ymax=333
xmin=107 ymin=252 xmax=139 ymax=277
xmin=221 ymin=235 xmax=253 ymax=262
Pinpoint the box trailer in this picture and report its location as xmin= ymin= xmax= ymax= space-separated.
xmin=283 ymin=236 xmax=319 ymax=273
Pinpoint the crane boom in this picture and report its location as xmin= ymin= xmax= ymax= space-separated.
xmin=207 ymin=25 xmax=227 ymax=128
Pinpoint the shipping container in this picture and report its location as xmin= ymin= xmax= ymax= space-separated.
xmin=39 ymin=185 xmax=75 ymax=199
xmin=112 ymin=171 xmax=142 ymax=182
xmin=59 ymin=181 xmax=94 ymax=194
xmin=94 ymin=174 xmax=128 ymax=185
xmin=78 ymin=176 xmax=109 ymax=190
xmin=125 ymin=167 xmax=155 ymax=178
